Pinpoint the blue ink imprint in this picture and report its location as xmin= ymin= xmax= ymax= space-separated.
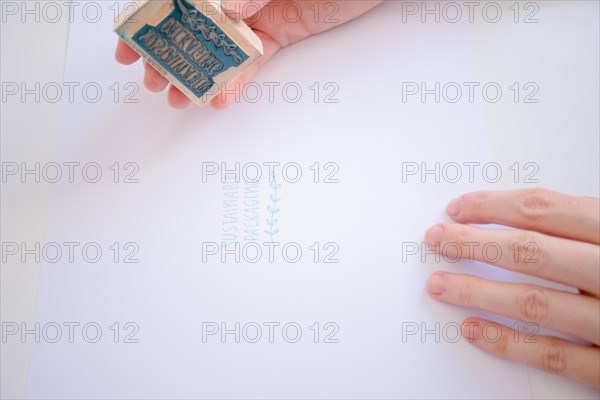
xmin=265 ymin=172 xmax=281 ymax=243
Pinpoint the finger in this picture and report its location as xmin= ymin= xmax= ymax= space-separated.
xmin=428 ymin=272 xmax=600 ymax=345
xmin=210 ymin=30 xmax=281 ymax=109
xmin=210 ymin=65 xmax=256 ymax=110
xmin=143 ymin=62 xmax=169 ymax=92
xmin=424 ymin=223 xmax=600 ymax=296
xmin=167 ymin=85 xmax=192 ymax=110
xmin=447 ymin=189 xmax=600 ymax=245
xmin=462 ymin=317 xmax=600 ymax=388
xmin=115 ymin=39 xmax=140 ymax=65
xmin=221 ymin=0 xmax=270 ymax=23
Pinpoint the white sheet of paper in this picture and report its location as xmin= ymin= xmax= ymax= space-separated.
xmin=27 ymin=2 xmax=532 ymax=398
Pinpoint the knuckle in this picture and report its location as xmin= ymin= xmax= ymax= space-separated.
xmin=443 ymin=226 xmax=470 ymax=260
xmin=539 ymin=339 xmax=568 ymax=374
xmin=452 ymin=226 xmax=474 ymax=250
xmin=518 ymin=188 xmax=555 ymax=222
xmin=464 ymin=192 xmax=487 ymax=217
xmin=511 ymin=231 xmax=545 ymax=266
xmin=490 ymin=326 xmax=511 ymax=358
xmin=456 ymin=277 xmax=475 ymax=305
xmin=518 ymin=288 xmax=550 ymax=325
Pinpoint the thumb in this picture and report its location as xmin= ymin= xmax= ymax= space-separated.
xmin=220 ymin=0 xmax=271 ymax=22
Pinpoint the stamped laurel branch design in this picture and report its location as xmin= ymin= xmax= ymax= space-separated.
xmin=176 ymin=0 xmax=245 ymax=63
xmin=265 ymin=172 xmax=282 ymax=242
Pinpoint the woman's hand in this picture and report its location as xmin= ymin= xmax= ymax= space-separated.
xmin=115 ymin=0 xmax=383 ymax=109
xmin=425 ymin=188 xmax=600 ymax=387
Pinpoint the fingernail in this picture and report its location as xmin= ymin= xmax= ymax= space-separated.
xmin=461 ymin=320 xmax=481 ymax=342
xmin=425 ymin=224 xmax=445 ymax=249
xmin=427 ymin=273 xmax=447 ymax=296
xmin=447 ymin=196 xmax=463 ymax=217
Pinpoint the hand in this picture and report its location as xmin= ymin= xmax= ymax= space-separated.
xmin=115 ymin=0 xmax=383 ymax=109
xmin=425 ymin=188 xmax=600 ymax=387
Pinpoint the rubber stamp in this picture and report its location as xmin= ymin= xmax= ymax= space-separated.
xmin=114 ymin=0 xmax=263 ymax=106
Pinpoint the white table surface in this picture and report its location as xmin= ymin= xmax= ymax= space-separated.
xmin=1 ymin=1 xmax=598 ymax=399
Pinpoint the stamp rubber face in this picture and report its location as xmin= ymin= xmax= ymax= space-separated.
xmin=114 ymin=0 xmax=263 ymax=105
